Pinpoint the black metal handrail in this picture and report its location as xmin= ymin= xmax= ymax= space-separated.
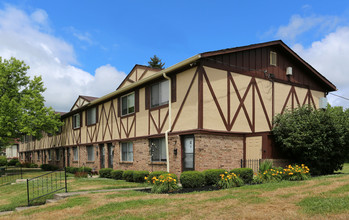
xmin=27 ymin=168 xmax=67 ymax=206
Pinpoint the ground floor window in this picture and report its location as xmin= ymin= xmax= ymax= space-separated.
xmin=37 ymin=151 xmax=40 ymax=161
xmin=48 ymin=150 xmax=52 ymax=161
xmin=73 ymin=147 xmax=78 ymax=161
xmin=121 ymin=142 xmax=133 ymax=162
xmin=87 ymin=145 xmax=94 ymax=161
xmin=150 ymin=138 xmax=166 ymax=162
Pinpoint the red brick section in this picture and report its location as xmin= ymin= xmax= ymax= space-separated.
xmin=194 ymin=134 xmax=244 ymax=172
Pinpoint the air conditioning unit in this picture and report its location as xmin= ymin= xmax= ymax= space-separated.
xmin=286 ymin=67 xmax=293 ymax=76
xmin=319 ymin=97 xmax=327 ymax=109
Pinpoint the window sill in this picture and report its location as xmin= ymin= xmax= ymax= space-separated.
xmin=72 ymin=161 xmax=78 ymax=163
xmin=150 ymin=104 xmax=168 ymax=111
xmin=119 ymin=161 xmax=133 ymax=164
xmin=73 ymin=127 xmax=81 ymax=130
xmin=87 ymin=123 xmax=97 ymax=127
xmin=86 ymin=161 xmax=95 ymax=163
xmin=149 ymin=162 xmax=166 ymax=165
xmin=120 ymin=113 xmax=135 ymax=119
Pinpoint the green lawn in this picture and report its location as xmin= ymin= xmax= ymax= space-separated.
xmin=1 ymin=164 xmax=349 ymax=219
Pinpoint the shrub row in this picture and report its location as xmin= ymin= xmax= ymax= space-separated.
xmin=40 ymin=164 xmax=59 ymax=171
xmin=180 ymin=168 xmax=253 ymax=188
xmin=98 ymin=168 xmax=150 ymax=183
xmin=66 ymin=166 xmax=92 ymax=174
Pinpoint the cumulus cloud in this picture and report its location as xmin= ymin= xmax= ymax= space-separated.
xmin=0 ymin=5 xmax=126 ymax=112
xmin=293 ymin=27 xmax=349 ymax=109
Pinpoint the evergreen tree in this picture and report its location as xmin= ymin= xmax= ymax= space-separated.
xmin=0 ymin=57 xmax=63 ymax=149
xmin=148 ymin=55 xmax=165 ymax=69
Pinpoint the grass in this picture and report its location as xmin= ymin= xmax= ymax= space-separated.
xmin=1 ymin=164 xmax=349 ymax=219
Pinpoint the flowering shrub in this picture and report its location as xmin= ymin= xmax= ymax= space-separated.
xmin=283 ymin=164 xmax=310 ymax=181
xmin=254 ymin=164 xmax=311 ymax=183
xmin=146 ymin=173 xmax=179 ymax=193
xmin=217 ymin=172 xmax=244 ymax=189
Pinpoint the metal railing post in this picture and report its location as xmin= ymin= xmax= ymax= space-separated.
xmin=27 ymin=179 xmax=30 ymax=206
xmin=64 ymin=167 xmax=67 ymax=193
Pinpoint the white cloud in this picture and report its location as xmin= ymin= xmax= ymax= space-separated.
xmin=293 ymin=27 xmax=349 ymax=109
xmin=276 ymin=14 xmax=340 ymax=41
xmin=0 ymin=5 xmax=126 ymax=112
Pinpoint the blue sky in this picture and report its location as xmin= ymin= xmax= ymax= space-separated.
xmin=1 ymin=0 xmax=349 ymax=111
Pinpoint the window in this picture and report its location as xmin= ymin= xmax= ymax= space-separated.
xmin=150 ymin=138 xmax=166 ymax=162
xmin=73 ymin=113 xmax=81 ymax=129
xmin=270 ymin=51 xmax=277 ymax=66
xmin=37 ymin=151 xmax=40 ymax=161
xmin=121 ymin=142 xmax=133 ymax=162
xmin=73 ymin=147 xmax=78 ymax=161
xmin=87 ymin=145 xmax=94 ymax=161
xmin=121 ymin=93 xmax=135 ymax=116
xmin=151 ymin=80 xmax=169 ymax=108
xmin=48 ymin=150 xmax=52 ymax=161
xmin=87 ymin=107 xmax=97 ymax=125
xmin=56 ymin=149 xmax=60 ymax=161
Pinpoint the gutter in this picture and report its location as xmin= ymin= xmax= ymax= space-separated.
xmin=163 ymin=72 xmax=171 ymax=173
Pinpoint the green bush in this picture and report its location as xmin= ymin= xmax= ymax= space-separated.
xmin=8 ymin=158 xmax=19 ymax=166
xmin=259 ymin=160 xmax=273 ymax=173
xmin=66 ymin=166 xmax=79 ymax=174
xmin=133 ymin=170 xmax=150 ymax=183
xmin=122 ymin=170 xmax=134 ymax=182
xmin=273 ymin=106 xmax=349 ymax=175
xmin=30 ymin=163 xmax=38 ymax=168
xmin=99 ymin=168 xmax=113 ymax=178
xmin=180 ymin=171 xmax=205 ymax=188
xmin=217 ymin=172 xmax=244 ymax=189
xmin=78 ymin=167 xmax=92 ymax=174
xmin=202 ymin=169 xmax=226 ymax=186
xmin=15 ymin=162 xmax=21 ymax=167
xmin=230 ymin=168 xmax=254 ymax=184
xmin=0 ymin=156 xmax=7 ymax=166
xmin=150 ymin=173 xmax=179 ymax=193
xmin=40 ymin=164 xmax=59 ymax=171
xmin=21 ymin=162 xmax=32 ymax=168
xmin=111 ymin=170 xmax=124 ymax=180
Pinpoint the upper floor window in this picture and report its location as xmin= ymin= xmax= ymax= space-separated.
xmin=270 ymin=51 xmax=277 ymax=66
xmin=121 ymin=93 xmax=135 ymax=116
xmin=87 ymin=107 xmax=97 ymax=125
xmin=73 ymin=113 xmax=81 ymax=129
xmin=151 ymin=80 xmax=169 ymax=108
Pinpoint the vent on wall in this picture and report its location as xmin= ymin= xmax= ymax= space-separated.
xmin=286 ymin=67 xmax=293 ymax=76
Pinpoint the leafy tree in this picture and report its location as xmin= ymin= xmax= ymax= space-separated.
xmin=148 ymin=55 xmax=165 ymax=69
xmin=0 ymin=57 xmax=63 ymax=149
xmin=272 ymin=105 xmax=349 ymax=175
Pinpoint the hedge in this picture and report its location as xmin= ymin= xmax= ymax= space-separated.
xmin=180 ymin=171 xmax=205 ymax=188
xmin=111 ymin=170 xmax=124 ymax=180
xmin=147 ymin=171 xmax=168 ymax=184
xmin=0 ymin=156 xmax=7 ymax=166
xmin=202 ymin=169 xmax=226 ymax=186
xmin=78 ymin=167 xmax=92 ymax=174
xmin=99 ymin=168 xmax=113 ymax=178
xmin=66 ymin=166 xmax=79 ymax=174
xmin=40 ymin=164 xmax=59 ymax=171
xmin=8 ymin=158 xmax=19 ymax=166
xmin=229 ymin=168 xmax=254 ymax=184
xmin=133 ymin=170 xmax=150 ymax=183
xmin=122 ymin=170 xmax=134 ymax=182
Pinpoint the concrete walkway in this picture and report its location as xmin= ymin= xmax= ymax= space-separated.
xmin=0 ymin=186 xmax=151 ymax=216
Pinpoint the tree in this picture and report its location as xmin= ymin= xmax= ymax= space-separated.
xmin=148 ymin=55 xmax=165 ymax=69
xmin=0 ymin=57 xmax=63 ymax=148
xmin=272 ymin=105 xmax=349 ymax=175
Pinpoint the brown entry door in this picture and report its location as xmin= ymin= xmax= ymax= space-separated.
xmin=182 ymin=135 xmax=195 ymax=171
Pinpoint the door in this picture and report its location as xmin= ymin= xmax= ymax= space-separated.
xmin=62 ymin=148 xmax=66 ymax=168
xmin=182 ymin=135 xmax=195 ymax=171
xmin=100 ymin=144 xmax=105 ymax=169
xmin=107 ymin=143 xmax=114 ymax=168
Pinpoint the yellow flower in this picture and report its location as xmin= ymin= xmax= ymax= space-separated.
xmin=144 ymin=177 xmax=148 ymax=180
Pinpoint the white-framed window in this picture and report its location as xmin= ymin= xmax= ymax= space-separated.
xmin=120 ymin=142 xmax=133 ymax=162
xmin=270 ymin=51 xmax=277 ymax=66
xmin=86 ymin=107 xmax=97 ymax=125
xmin=48 ymin=149 xmax=52 ymax=161
xmin=151 ymin=80 xmax=169 ymax=108
xmin=56 ymin=149 xmax=60 ymax=161
xmin=121 ymin=93 xmax=135 ymax=116
xmin=87 ymin=145 xmax=94 ymax=161
xmin=73 ymin=147 xmax=78 ymax=161
xmin=73 ymin=113 xmax=81 ymax=129
xmin=150 ymin=138 xmax=166 ymax=162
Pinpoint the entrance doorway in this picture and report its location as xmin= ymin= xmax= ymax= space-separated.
xmin=107 ymin=143 xmax=114 ymax=168
xmin=182 ymin=135 xmax=195 ymax=171
xmin=99 ymin=144 xmax=105 ymax=169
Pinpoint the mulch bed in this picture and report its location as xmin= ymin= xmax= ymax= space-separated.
xmin=140 ymin=185 xmax=220 ymax=194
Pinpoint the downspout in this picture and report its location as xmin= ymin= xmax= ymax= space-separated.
xmin=163 ymin=72 xmax=171 ymax=173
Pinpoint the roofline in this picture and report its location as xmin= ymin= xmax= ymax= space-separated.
xmin=62 ymin=54 xmax=201 ymax=118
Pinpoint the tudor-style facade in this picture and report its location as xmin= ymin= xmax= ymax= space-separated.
xmin=18 ymin=40 xmax=336 ymax=176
